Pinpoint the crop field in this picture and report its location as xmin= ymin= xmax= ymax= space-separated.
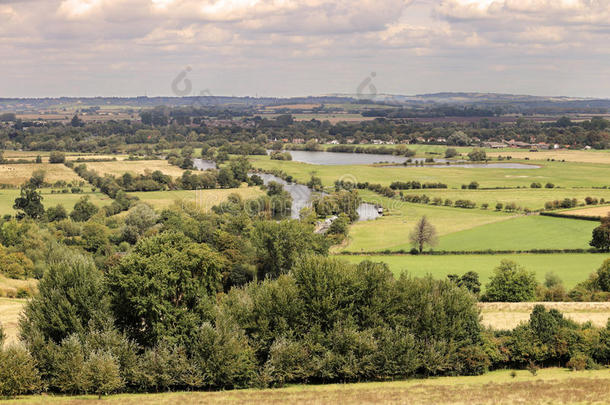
xmin=561 ymin=205 xmax=610 ymax=217
xmin=84 ymin=160 xmax=186 ymax=178
xmin=248 ymin=155 xmax=610 ymax=189
xmin=0 ymin=163 xmax=81 ymax=186
xmin=479 ymin=302 xmax=610 ymax=329
xmin=128 ymin=187 xmax=265 ymax=211
xmin=3 ymin=368 xmax=609 ymax=404
xmin=0 ymin=189 xmax=109 ymax=216
xmin=337 ymin=253 xmax=608 ymax=288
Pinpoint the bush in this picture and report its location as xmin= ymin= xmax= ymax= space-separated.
xmin=530 ymin=182 xmax=542 ymax=188
xmin=49 ymin=151 xmax=66 ymax=164
xmin=0 ymin=346 xmax=43 ymax=397
xmin=482 ymin=260 xmax=537 ymax=302
xmin=567 ymin=353 xmax=589 ymax=371
xmin=85 ymin=351 xmax=124 ymax=398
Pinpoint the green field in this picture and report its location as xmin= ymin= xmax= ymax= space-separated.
xmin=402 ymin=188 xmax=610 ymax=210
xmin=0 ymin=189 xmax=110 ymax=216
xmin=337 ymin=253 xmax=609 ymax=288
xmin=3 ymin=368 xmax=608 ymax=404
xmin=248 ymin=155 xmax=610 ymax=189
xmin=128 ymin=187 xmax=265 ymax=211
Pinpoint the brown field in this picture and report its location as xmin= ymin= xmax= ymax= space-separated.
xmin=0 ymin=297 xmax=27 ymax=346
xmin=3 ymin=369 xmax=609 ymax=404
xmin=479 ymin=302 xmax=610 ymax=329
xmin=128 ymin=187 xmax=265 ymax=211
xmin=85 ymin=160 xmax=185 ymax=178
xmin=265 ymin=103 xmax=322 ymax=110
xmin=0 ymin=164 xmax=81 ymax=186
xmin=487 ymin=149 xmax=610 ymax=164
xmin=562 ymin=205 xmax=610 ymax=218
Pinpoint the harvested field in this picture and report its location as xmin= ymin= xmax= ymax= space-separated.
xmin=0 ymin=297 xmax=27 ymax=346
xmin=85 ymin=160 xmax=185 ymax=178
xmin=562 ymin=205 xmax=610 ymax=217
xmin=479 ymin=302 xmax=610 ymax=329
xmin=0 ymin=164 xmax=81 ymax=186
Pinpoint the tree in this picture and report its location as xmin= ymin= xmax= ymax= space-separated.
xmin=85 ymin=351 xmax=124 ymax=398
xmin=108 ymin=232 xmax=225 ymax=347
xmin=445 ymin=148 xmax=458 ymax=158
xmin=49 ymin=151 xmax=66 ymax=163
xmin=594 ymin=259 xmax=610 ymax=292
xmin=0 ymin=346 xmax=42 ymax=397
xmin=13 ymin=188 xmax=44 ymax=219
xmin=70 ymin=196 xmax=99 ymax=222
xmin=26 ymin=169 xmax=46 ymax=188
xmin=467 ymin=148 xmax=487 ymax=162
xmin=448 ymin=271 xmax=481 ymax=296
xmin=70 ymin=114 xmax=84 ymax=127
xmin=590 ymin=215 xmax=610 ymax=251
xmin=483 ymin=260 xmax=537 ymax=302
xmin=46 ymin=204 xmax=67 ymax=222
xmin=20 ymin=250 xmax=112 ymax=345
xmin=409 ymin=216 xmax=438 ymax=253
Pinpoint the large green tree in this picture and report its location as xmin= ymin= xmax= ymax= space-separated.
xmin=108 ymin=232 xmax=225 ymax=347
xmin=483 ymin=260 xmax=538 ymax=302
xmin=13 ymin=188 xmax=45 ymax=219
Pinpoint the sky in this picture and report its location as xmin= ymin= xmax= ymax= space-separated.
xmin=1 ymin=0 xmax=610 ymax=98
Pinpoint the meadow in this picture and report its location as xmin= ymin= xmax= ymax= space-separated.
xmin=337 ymin=253 xmax=608 ymax=288
xmin=128 ymin=187 xmax=265 ymax=211
xmin=248 ymin=155 xmax=610 ymax=189
xmin=0 ymin=189 xmax=109 ymax=216
xmin=2 ymin=368 xmax=608 ymax=404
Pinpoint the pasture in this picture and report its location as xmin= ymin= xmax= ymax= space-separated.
xmin=84 ymin=160 xmax=185 ymax=178
xmin=0 ymin=189 xmax=109 ymax=216
xmin=337 ymin=253 xmax=609 ymax=288
xmin=128 ymin=187 xmax=265 ymax=212
xmin=248 ymin=155 xmax=610 ymax=189
xmin=0 ymin=164 xmax=81 ymax=186
xmin=2 ymin=369 xmax=609 ymax=404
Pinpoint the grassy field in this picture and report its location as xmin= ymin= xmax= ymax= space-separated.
xmin=479 ymin=302 xmax=610 ymax=329
xmin=85 ymin=160 xmax=185 ymax=178
xmin=403 ymin=188 xmax=610 ymax=210
xmin=2 ymin=368 xmax=609 ymax=404
xmin=0 ymin=164 xmax=81 ymax=186
xmin=0 ymin=297 xmax=26 ymax=345
xmin=336 ymin=191 xmax=515 ymax=252
xmin=337 ymin=253 xmax=609 ymax=288
xmin=128 ymin=187 xmax=265 ymax=211
xmin=0 ymin=189 xmax=110 ymax=216
xmin=248 ymin=155 xmax=610 ymax=189
xmin=436 ymin=215 xmax=598 ymax=251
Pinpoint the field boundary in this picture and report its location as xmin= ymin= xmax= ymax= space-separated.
xmin=337 ymin=248 xmax=605 ymax=255
xmin=540 ymin=211 xmax=602 ymax=221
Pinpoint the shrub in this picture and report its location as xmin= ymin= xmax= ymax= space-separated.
xmin=483 ymin=260 xmax=537 ymax=302
xmin=49 ymin=151 xmax=66 ymax=164
xmin=85 ymin=351 xmax=124 ymax=398
xmin=567 ymin=353 xmax=588 ymax=371
xmin=0 ymin=346 xmax=43 ymax=397
xmin=530 ymin=182 xmax=542 ymax=188
xmin=545 ymin=182 xmax=555 ymax=188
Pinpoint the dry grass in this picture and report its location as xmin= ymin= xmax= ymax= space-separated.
xmin=85 ymin=160 xmax=185 ymax=178
xmin=128 ymin=187 xmax=265 ymax=211
xmin=487 ymin=149 xmax=610 ymax=164
xmin=563 ymin=205 xmax=610 ymax=217
xmin=3 ymin=369 xmax=609 ymax=404
xmin=0 ymin=164 xmax=81 ymax=186
xmin=480 ymin=302 xmax=610 ymax=329
xmin=0 ymin=297 xmax=26 ymax=346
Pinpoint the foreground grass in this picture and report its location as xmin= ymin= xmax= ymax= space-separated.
xmin=337 ymin=253 xmax=609 ymax=288
xmin=3 ymin=369 xmax=609 ymax=404
xmin=0 ymin=189 xmax=110 ymax=216
xmin=128 ymin=187 xmax=265 ymax=211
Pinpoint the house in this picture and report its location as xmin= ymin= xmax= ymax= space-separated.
xmin=292 ymin=138 xmax=305 ymax=144
xmin=328 ymin=140 xmax=340 ymax=144
xmin=482 ymin=141 xmax=507 ymax=149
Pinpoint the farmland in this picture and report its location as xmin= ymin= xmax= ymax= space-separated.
xmin=84 ymin=160 xmax=186 ymax=178
xmin=2 ymin=368 xmax=609 ymax=405
xmin=0 ymin=164 xmax=81 ymax=186
xmin=337 ymin=253 xmax=608 ymax=288
xmin=0 ymin=188 xmax=109 ymax=215
xmin=128 ymin=187 xmax=265 ymax=211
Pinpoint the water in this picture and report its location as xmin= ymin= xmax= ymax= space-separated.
xmin=254 ymin=173 xmax=380 ymax=221
xmin=283 ymin=150 xmax=410 ymax=165
xmin=193 ymin=158 xmax=217 ymax=170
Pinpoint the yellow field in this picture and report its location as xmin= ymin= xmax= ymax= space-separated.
xmin=563 ymin=205 xmax=610 ymax=217
xmin=0 ymin=164 xmax=81 ymax=186
xmin=3 ymin=369 xmax=609 ymax=404
xmin=487 ymin=149 xmax=610 ymax=164
xmin=128 ymin=187 xmax=265 ymax=211
xmin=0 ymin=297 xmax=27 ymax=346
xmin=479 ymin=302 xmax=610 ymax=330
xmin=85 ymin=160 xmax=185 ymax=178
